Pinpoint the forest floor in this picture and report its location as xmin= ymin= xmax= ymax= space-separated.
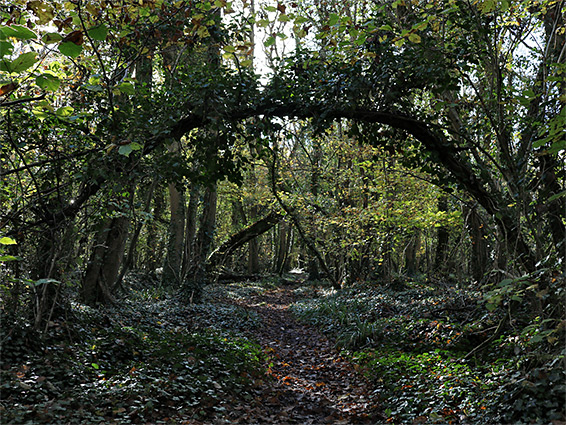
xmin=1 ymin=273 xmax=564 ymax=424
xmin=202 ymin=281 xmax=383 ymax=424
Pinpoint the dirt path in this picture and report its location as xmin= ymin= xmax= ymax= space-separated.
xmin=214 ymin=285 xmax=383 ymax=424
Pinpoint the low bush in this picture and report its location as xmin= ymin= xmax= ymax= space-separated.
xmin=0 ymin=283 xmax=265 ymax=424
xmin=291 ymin=279 xmax=565 ymax=424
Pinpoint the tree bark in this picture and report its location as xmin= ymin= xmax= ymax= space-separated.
xmin=274 ymin=219 xmax=291 ymax=275
xmin=464 ymin=205 xmax=491 ymax=283
xmin=116 ymin=180 xmax=157 ymax=290
xmin=404 ymin=229 xmax=421 ymax=276
xmin=162 ymin=144 xmax=186 ymax=287
xmin=182 ymin=183 xmax=199 ymax=278
xmin=434 ymin=194 xmax=450 ymax=273
xmin=182 ymin=184 xmax=217 ymax=302
xmin=82 ymin=212 xmax=130 ymax=306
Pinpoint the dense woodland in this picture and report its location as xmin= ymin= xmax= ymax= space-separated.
xmin=1 ymin=0 xmax=565 ymax=423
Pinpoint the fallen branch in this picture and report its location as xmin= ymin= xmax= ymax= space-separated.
xmin=207 ymin=210 xmax=284 ymax=270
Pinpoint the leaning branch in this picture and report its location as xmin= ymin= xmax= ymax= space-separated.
xmin=207 ymin=210 xmax=284 ymax=269
xmin=0 ymin=93 xmax=46 ymax=108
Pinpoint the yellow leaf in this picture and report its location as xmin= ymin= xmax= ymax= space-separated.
xmin=408 ymin=33 xmax=421 ymax=43
xmin=394 ymin=38 xmax=405 ymax=47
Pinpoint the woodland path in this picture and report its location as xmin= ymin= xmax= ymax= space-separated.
xmin=192 ymin=284 xmax=384 ymax=424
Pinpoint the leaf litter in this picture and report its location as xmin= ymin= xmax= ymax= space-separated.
xmin=206 ymin=281 xmax=384 ymax=424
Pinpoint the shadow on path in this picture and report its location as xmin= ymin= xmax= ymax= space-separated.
xmin=217 ymin=285 xmax=383 ymax=424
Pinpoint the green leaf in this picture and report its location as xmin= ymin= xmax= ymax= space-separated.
xmin=0 ymin=237 xmax=17 ymax=245
xmin=42 ymin=32 xmax=63 ymax=44
xmin=117 ymin=142 xmax=141 ymax=157
xmin=118 ymin=144 xmax=133 ymax=156
xmin=6 ymin=52 xmax=38 ymax=73
xmin=0 ymin=40 xmax=13 ymax=56
xmin=547 ymin=191 xmax=566 ymax=202
xmin=264 ymin=36 xmax=276 ymax=47
xmin=117 ymin=81 xmax=135 ymax=95
xmin=0 ymin=25 xmax=37 ymax=40
xmin=328 ymin=13 xmax=339 ymax=26
xmin=354 ymin=34 xmax=367 ymax=46
xmin=35 ymin=278 xmax=61 ymax=285
xmin=32 ymin=107 xmax=51 ymax=121
xmin=0 ymin=255 xmax=20 ymax=261
xmin=223 ymin=45 xmax=236 ymax=53
xmin=88 ymin=24 xmax=108 ymax=41
xmin=56 ymin=106 xmax=74 ymax=117
xmin=36 ymin=73 xmax=60 ymax=91
xmin=408 ymin=33 xmax=421 ymax=43
xmin=91 ymin=363 xmax=100 ymax=370
xmin=59 ymin=41 xmax=83 ymax=58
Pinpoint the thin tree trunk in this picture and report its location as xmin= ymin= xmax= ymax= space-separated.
xmin=270 ymin=148 xmax=339 ymax=289
xmin=144 ymin=185 xmax=164 ymax=271
xmin=162 ymin=144 xmax=186 ymax=287
xmin=116 ymin=180 xmax=157 ymax=290
xmin=182 ymin=183 xmax=199 ymax=278
xmin=182 ymin=184 xmax=217 ymax=302
xmin=404 ymin=229 xmax=421 ymax=276
xmin=275 ymin=219 xmax=290 ymax=275
xmin=248 ymin=205 xmax=260 ymax=274
xmin=434 ymin=194 xmax=450 ymax=273
xmin=465 ymin=205 xmax=490 ymax=283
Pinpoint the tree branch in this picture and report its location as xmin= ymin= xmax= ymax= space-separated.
xmin=0 ymin=93 xmax=46 ymax=108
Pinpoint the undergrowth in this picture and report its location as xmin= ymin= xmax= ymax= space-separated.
xmin=291 ymin=278 xmax=566 ymax=424
xmin=0 ymin=280 xmax=266 ymax=424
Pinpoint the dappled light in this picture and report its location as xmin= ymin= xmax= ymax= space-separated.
xmin=1 ymin=0 xmax=564 ymax=423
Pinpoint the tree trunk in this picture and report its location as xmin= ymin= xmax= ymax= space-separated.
xmin=434 ymin=194 xmax=450 ymax=273
xmin=182 ymin=184 xmax=217 ymax=302
xmin=82 ymin=212 xmax=130 ymax=306
xmin=247 ymin=205 xmax=260 ymax=274
xmin=270 ymin=148 xmax=339 ymax=289
xmin=307 ymin=137 xmax=323 ymax=281
xmin=404 ymin=229 xmax=421 ymax=276
xmin=143 ymin=184 xmax=165 ymax=271
xmin=182 ymin=183 xmax=199 ymax=278
xmin=31 ymin=228 xmax=66 ymax=329
xmin=116 ymin=180 xmax=157 ymax=290
xmin=162 ymin=143 xmax=186 ymax=287
xmin=275 ymin=219 xmax=291 ymax=275
xmin=465 ymin=205 xmax=490 ymax=283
